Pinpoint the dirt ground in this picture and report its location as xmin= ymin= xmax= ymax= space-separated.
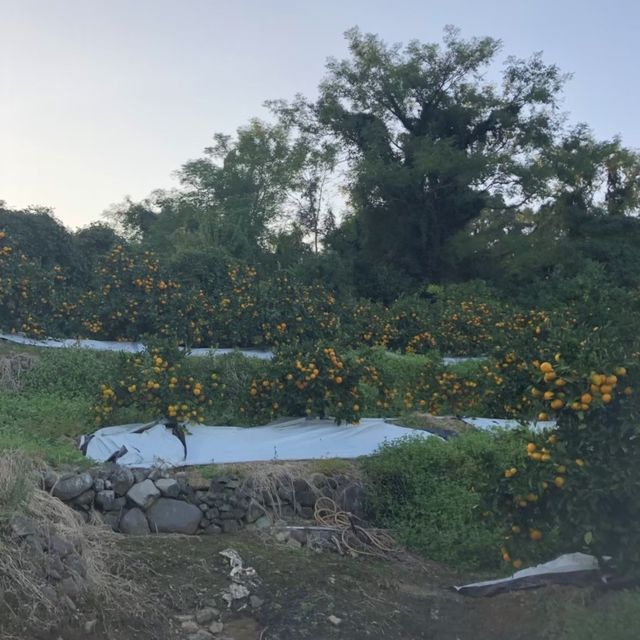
xmin=28 ymin=531 xmax=584 ymax=640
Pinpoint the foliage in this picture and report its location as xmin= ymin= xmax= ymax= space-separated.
xmin=491 ymin=357 xmax=640 ymax=573
xmin=93 ymin=340 xmax=211 ymax=426
xmin=362 ymin=431 xmax=528 ymax=570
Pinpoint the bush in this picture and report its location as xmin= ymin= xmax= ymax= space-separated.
xmin=362 ymin=431 xmax=528 ymax=570
xmin=492 ymin=357 xmax=640 ymax=574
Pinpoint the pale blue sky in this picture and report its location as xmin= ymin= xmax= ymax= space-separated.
xmin=1 ymin=0 xmax=638 ymax=228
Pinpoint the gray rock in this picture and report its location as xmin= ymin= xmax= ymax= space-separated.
xmin=295 ymin=490 xmax=317 ymax=508
xmin=288 ymin=528 xmax=308 ymax=545
xmin=204 ymin=524 xmax=222 ymax=535
xmin=221 ymin=519 xmax=240 ymax=533
xmin=133 ymin=469 xmax=148 ymax=483
xmin=43 ymin=468 xmax=58 ymax=490
xmin=286 ymin=537 xmax=302 ymax=550
xmin=244 ymin=502 xmax=264 ymax=524
xmin=104 ymin=479 xmax=112 ymax=490
xmin=254 ymin=515 xmax=272 ymax=530
xmin=195 ymin=607 xmax=218 ymax=624
xmin=93 ymin=478 xmax=105 ymax=492
xmin=274 ymin=530 xmax=289 ymax=543
xmin=190 ymin=631 xmax=214 ymax=640
xmin=297 ymin=506 xmax=315 ymax=520
xmin=95 ymin=490 xmax=116 ymax=511
xmin=119 ymin=508 xmax=150 ymax=535
xmin=72 ymin=489 xmax=95 ymax=507
xmin=110 ymin=467 xmax=134 ymax=496
xmin=337 ymin=483 xmax=366 ymax=517
xmin=181 ymin=620 xmax=199 ymax=633
xmin=249 ymin=595 xmax=264 ymax=609
xmin=209 ymin=621 xmax=224 ymax=634
xmin=52 ymin=472 xmax=94 ymax=501
xmin=146 ymin=498 xmax=203 ymax=534
xmin=328 ymin=615 xmax=342 ymax=626
xmin=147 ymin=467 xmax=163 ymax=481
xmin=308 ymin=472 xmax=329 ymax=489
xmin=199 ymin=503 xmax=209 ymax=512
xmin=108 ymin=496 xmax=126 ymax=512
xmin=154 ymin=478 xmax=180 ymax=498
xmin=126 ymin=479 xmax=160 ymax=509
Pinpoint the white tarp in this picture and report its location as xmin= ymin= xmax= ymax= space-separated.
xmin=454 ymin=553 xmax=601 ymax=596
xmin=461 ymin=417 xmax=557 ymax=433
xmin=0 ymin=333 xmax=274 ymax=360
xmin=2 ymin=333 xmax=492 ymax=367
xmin=441 ymin=356 xmax=487 ymax=366
xmin=81 ymin=418 xmax=437 ymax=468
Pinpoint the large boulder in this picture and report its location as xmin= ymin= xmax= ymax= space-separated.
xmin=126 ymin=479 xmax=160 ymax=509
xmin=119 ymin=508 xmax=150 ymax=535
xmin=52 ymin=472 xmax=94 ymax=501
xmin=146 ymin=498 xmax=203 ymax=534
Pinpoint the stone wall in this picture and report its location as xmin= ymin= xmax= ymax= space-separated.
xmin=43 ymin=464 xmax=365 ymax=536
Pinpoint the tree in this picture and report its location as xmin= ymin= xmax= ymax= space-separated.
xmin=179 ymin=119 xmax=308 ymax=259
xmin=309 ymin=26 xmax=567 ymax=282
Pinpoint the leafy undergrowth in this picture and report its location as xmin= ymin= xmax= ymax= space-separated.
xmin=362 ymin=430 xmax=530 ymax=571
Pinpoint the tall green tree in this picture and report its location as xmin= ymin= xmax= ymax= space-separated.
xmin=310 ymin=26 xmax=567 ymax=281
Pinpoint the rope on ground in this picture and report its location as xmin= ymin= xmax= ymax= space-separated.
xmin=313 ymin=496 xmax=396 ymax=558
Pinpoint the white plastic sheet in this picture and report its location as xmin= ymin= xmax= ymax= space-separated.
xmin=0 ymin=333 xmax=274 ymax=360
xmin=454 ymin=553 xmax=601 ymax=596
xmin=461 ymin=417 xmax=557 ymax=433
xmin=81 ymin=418 xmax=437 ymax=468
xmin=441 ymin=356 xmax=487 ymax=366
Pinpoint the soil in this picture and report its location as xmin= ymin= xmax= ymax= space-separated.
xmin=33 ymin=531 xmax=575 ymax=640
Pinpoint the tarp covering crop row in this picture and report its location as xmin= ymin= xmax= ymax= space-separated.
xmin=0 ymin=333 xmax=274 ymax=360
xmin=80 ymin=418 xmax=437 ymax=467
xmin=79 ymin=417 xmax=556 ymax=468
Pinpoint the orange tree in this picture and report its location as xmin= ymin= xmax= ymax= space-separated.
xmin=269 ymin=344 xmax=366 ymax=423
xmin=489 ymin=322 xmax=640 ymax=574
xmin=93 ymin=340 xmax=211 ymax=427
xmin=0 ymin=228 xmax=71 ymax=337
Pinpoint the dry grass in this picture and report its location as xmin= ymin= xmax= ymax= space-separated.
xmin=0 ymin=452 xmax=145 ymax=638
xmin=0 ymin=353 xmax=37 ymax=392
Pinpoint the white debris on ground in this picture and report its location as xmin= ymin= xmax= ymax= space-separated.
xmin=219 ymin=548 xmax=260 ymax=609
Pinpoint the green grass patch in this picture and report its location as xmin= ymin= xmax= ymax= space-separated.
xmin=545 ymin=589 xmax=640 ymax=640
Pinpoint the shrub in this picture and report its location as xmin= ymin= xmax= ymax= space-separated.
xmin=492 ymin=357 xmax=640 ymax=574
xmin=362 ymin=431 xmax=528 ymax=570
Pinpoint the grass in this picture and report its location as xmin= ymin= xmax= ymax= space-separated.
xmin=545 ymin=589 xmax=640 ymax=640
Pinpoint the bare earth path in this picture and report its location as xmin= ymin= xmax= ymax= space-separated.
xmin=41 ymin=532 xmax=570 ymax=640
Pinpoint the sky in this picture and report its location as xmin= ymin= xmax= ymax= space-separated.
xmin=1 ymin=0 xmax=639 ymax=229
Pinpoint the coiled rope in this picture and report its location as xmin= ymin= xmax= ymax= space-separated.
xmin=313 ymin=496 xmax=396 ymax=557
